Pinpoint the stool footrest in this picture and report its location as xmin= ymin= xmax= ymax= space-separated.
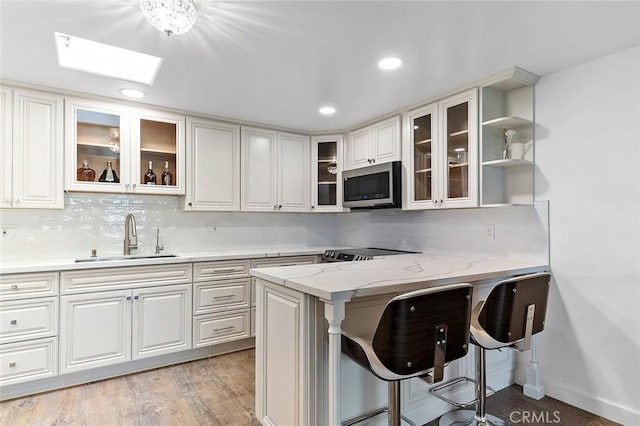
xmin=428 ymin=377 xmax=496 ymax=408
xmin=341 ymin=407 xmax=417 ymax=426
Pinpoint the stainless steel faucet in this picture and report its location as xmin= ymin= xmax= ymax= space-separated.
xmin=124 ymin=213 xmax=138 ymax=255
xmin=155 ymin=228 xmax=164 ymax=254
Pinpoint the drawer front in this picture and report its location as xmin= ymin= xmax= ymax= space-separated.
xmin=193 ymin=309 xmax=250 ymax=348
xmin=251 ymin=255 xmax=318 ymax=269
xmin=0 ymin=297 xmax=57 ymax=344
xmin=193 ymin=260 xmax=250 ymax=282
xmin=61 ymin=263 xmax=192 ymax=294
xmin=194 ymin=279 xmax=250 ymax=315
xmin=0 ymin=272 xmax=59 ymax=301
xmin=0 ymin=337 xmax=58 ymax=386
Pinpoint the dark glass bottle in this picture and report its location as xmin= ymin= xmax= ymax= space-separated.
xmin=161 ymin=161 xmax=173 ymax=186
xmin=144 ymin=160 xmax=157 ymax=185
xmin=77 ymin=160 xmax=96 ymax=182
xmin=98 ymin=161 xmax=119 ymax=183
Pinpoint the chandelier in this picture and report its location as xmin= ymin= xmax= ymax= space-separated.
xmin=140 ymin=0 xmax=199 ymax=36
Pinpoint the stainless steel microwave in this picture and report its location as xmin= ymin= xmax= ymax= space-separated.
xmin=343 ymin=161 xmax=402 ymax=209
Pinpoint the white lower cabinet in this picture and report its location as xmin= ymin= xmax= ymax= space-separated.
xmin=0 ymin=272 xmax=59 ymax=387
xmin=60 ymin=283 xmax=192 ymax=374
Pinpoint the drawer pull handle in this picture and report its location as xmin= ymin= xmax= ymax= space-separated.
xmin=9 ymin=362 xmax=16 ymax=368
xmin=212 ymin=268 xmax=241 ymax=274
xmin=10 ymin=320 xmax=17 ymax=325
xmin=11 ymin=284 xmax=18 ymax=290
xmin=213 ymin=295 xmax=235 ymax=300
xmin=213 ymin=326 xmax=235 ymax=333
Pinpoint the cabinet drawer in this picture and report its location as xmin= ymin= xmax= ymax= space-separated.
xmin=193 ymin=260 xmax=250 ymax=282
xmin=193 ymin=309 xmax=250 ymax=348
xmin=0 ymin=337 xmax=58 ymax=386
xmin=251 ymin=255 xmax=318 ymax=269
xmin=61 ymin=263 xmax=192 ymax=294
xmin=0 ymin=297 xmax=57 ymax=344
xmin=0 ymin=272 xmax=59 ymax=301
xmin=194 ymin=279 xmax=250 ymax=315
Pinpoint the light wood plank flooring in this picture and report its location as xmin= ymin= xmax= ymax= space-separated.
xmin=0 ymin=349 xmax=619 ymax=425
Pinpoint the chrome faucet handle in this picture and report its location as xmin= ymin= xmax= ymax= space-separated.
xmin=155 ymin=228 xmax=165 ymax=254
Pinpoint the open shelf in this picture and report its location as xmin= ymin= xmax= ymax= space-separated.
xmin=318 ymin=181 xmax=337 ymax=185
xmin=448 ymin=162 xmax=469 ymax=169
xmin=415 ymin=168 xmax=432 ymax=174
xmin=415 ymin=138 xmax=432 ymax=146
xmin=483 ymin=159 xmax=533 ymax=168
xmin=449 ymin=129 xmax=469 ymax=138
xmin=482 ymin=116 xmax=532 ymax=129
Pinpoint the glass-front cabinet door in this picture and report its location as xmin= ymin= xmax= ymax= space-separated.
xmin=403 ymin=104 xmax=438 ymax=209
xmin=131 ymin=109 xmax=185 ymax=195
xmin=311 ymin=135 xmax=343 ymax=212
xmin=65 ymin=99 xmax=185 ymax=195
xmin=65 ymin=98 xmax=130 ymax=193
xmin=439 ymin=88 xmax=477 ymax=207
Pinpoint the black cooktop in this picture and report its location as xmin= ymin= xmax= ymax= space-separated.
xmin=322 ymin=247 xmax=417 ymax=262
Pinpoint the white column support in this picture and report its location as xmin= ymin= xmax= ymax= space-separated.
xmin=324 ymin=298 xmax=347 ymax=426
xmin=523 ymin=334 xmax=546 ymax=399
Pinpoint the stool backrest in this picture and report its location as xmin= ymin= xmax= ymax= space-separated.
xmin=372 ymin=283 xmax=472 ymax=377
xmin=475 ymin=273 xmax=550 ymax=348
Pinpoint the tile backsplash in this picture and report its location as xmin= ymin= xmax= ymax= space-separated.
xmin=0 ymin=193 xmax=548 ymax=265
xmin=0 ymin=194 xmax=337 ymax=262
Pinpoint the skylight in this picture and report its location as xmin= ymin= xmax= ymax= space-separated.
xmin=54 ymin=32 xmax=163 ymax=85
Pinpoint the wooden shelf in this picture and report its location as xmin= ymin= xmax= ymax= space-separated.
xmin=140 ymin=147 xmax=176 ymax=155
xmin=448 ymin=162 xmax=469 ymax=169
xmin=317 ymin=159 xmax=337 ymax=163
xmin=318 ymin=181 xmax=337 ymax=185
xmin=415 ymin=168 xmax=432 ymax=174
xmin=482 ymin=116 xmax=533 ymax=129
xmin=415 ymin=138 xmax=432 ymax=146
xmin=483 ymin=159 xmax=533 ymax=168
xmin=449 ymin=129 xmax=468 ymax=138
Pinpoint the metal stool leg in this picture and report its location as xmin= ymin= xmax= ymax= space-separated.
xmin=438 ymin=346 xmax=505 ymax=426
xmin=342 ymin=381 xmax=416 ymax=426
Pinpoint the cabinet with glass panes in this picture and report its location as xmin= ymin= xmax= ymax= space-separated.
xmin=65 ymin=98 xmax=184 ymax=195
xmin=311 ymin=135 xmax=343 ymax=212
xmin=480 ymin=67 xmax=539 ymax=206
xmin=403 ymin=88 xmax=478 ymax=210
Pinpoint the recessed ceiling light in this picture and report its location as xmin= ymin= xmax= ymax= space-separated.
xmin=378 ymin=57 xmax=404 ymax=70
xmin=319 ymin=106 xmax=336 ymax=115
xmin=54 ymin=32 xmax=163 ymax=85
xmin=120 ymin=88 xmax=146 ymax=99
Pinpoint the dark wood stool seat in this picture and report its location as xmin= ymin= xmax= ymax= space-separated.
xmin=341 ymin=283 xmax=473 ymax=426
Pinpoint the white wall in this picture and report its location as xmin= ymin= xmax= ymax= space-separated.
xmin=532 ymin=46 xmax=640 ymax=424
xmin=0 ymin=193 xmax=337 ymax=262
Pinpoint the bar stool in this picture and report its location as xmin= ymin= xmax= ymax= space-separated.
xmin=431 ymin=273 xmax=551 ymax=426
xmin=341 ymin=283 xmax=474 ymax=426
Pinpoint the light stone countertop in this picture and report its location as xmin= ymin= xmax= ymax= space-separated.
xmin=0 ymin=246 xmax=340 ymax=275
xmin=250 ymin=252 xmax=550 ymax=301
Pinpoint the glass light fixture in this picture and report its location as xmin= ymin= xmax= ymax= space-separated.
xmin=140 ymin=0 xmax=199 ymax=36
xmin=378 ymin=57 xmax=404 ymax=70
xmin=319 ymin=106 xmax=336 ymax=115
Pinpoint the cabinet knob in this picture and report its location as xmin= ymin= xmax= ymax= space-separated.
xmin=273 ymin=205 xmax=278 ymax=210
xmin=132 ymin=184 xmax=137 ymax=190
xmin=125 ymin=184 xmax=130 ymax=190
xmin=11 ymin=284 xmax=18 ymax=290
xmin=311 ymin=205 xmax=315 ymax=209
xmin=278 ymin=205 xmax=282 ymax=209
xmin=126 ymin=296 xmax=132 ymax=301
xmin=10 ymin=320 xmax=17 ymax=325
xmin=9 ymin=362 xmax=16 ymax=368
xmin=134 ymin=295 xmax=139 ymax=300
xmin=188 ymin=202 xmax=192 ymax=206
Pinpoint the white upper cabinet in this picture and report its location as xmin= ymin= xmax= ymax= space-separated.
xmin=65 ymin=97 xmax=185 ymax=195
xmin=277 ymin=132 xmax=310 ymax=212
xmin=241 ymin=127 xmax=277 ymax=211
xmin=403 ymin=88 xmax=478 ymax=210
xmin=345 ymin=115 xmax=400 ymax=170
xmin=1 ymin=87 xmax=63 ymax=209
xmin=185 ymin=117 xmax=240 ymax=211
xmin=480 ymin=68 xmax=539 ymax=206
xmin=241 ymin=127 xmax=310 ymax=212
xmin=311 ymin=135 xmax=344 ymax=212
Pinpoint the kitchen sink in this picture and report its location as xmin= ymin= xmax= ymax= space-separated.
xmin=75 ymin=254 xmax=178 ymax=263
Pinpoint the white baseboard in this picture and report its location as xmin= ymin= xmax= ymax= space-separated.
xmin=545 ymin=380 xmax=640 ymax=425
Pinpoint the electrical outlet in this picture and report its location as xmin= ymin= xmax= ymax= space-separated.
xmin=484 ymin=224 xmax=495 ymax=240
xmin=1 ymin=225 xmax=17 ymax=238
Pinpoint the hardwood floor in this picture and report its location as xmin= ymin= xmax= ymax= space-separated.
xmin=0 ymin=349 xmax=618 ymax=426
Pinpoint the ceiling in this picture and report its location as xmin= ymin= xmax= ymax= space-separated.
xmin=1 ymin=1 xmax=639 ymax=133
